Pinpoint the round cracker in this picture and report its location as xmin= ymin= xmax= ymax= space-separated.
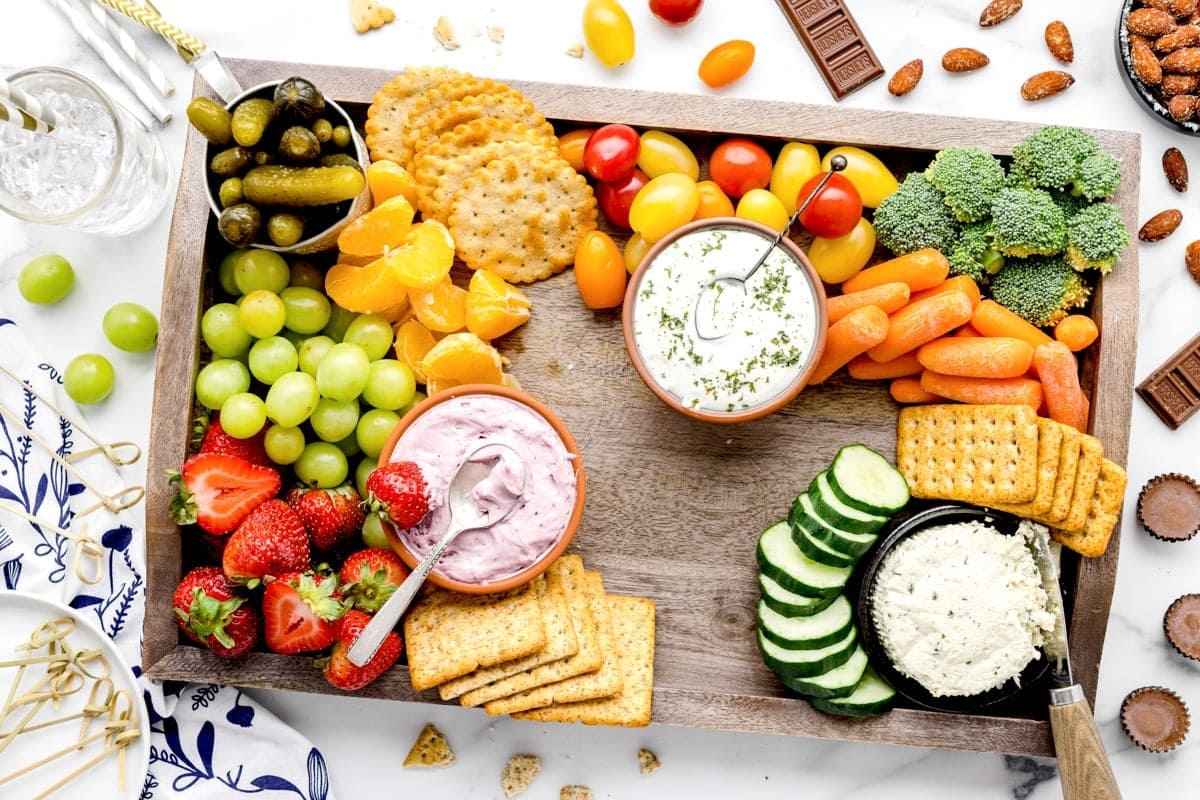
xmin=417 ymin=135 xmax=557 ymax=221
xmin=414 ymin=93 xmax=556 ymax=171
xmin=365 ymin=65 xmax=463 ymax=165
xmin=394 ymin=76 xmax=506 ymax=172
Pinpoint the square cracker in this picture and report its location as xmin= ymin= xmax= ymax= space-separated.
xmin=404 ymin=576 xmax=547 ymax=691
xmin=896 ymin=404 xmax=1039 ymax=505
xmin=990 ymin=417 xmax=1065 ymax=518
xmin=1053 ymin=458 xmax=1128 ymax=558
xmin=481 ymin=571 xmax=617 ymax=715
xmin=1047 ymin=428 xmax=1082 ymax=523
xmin=1061 ymin=434 xmax=1104 ymax=533
xmin=511 ymin=595 xmax=656 ymax=727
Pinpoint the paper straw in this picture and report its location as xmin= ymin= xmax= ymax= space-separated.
xmin=43 ymin=0 xmax=173 ymax=125
xmin=90 ymin=0 xmax=207 ymax=62
xmin=0 ymin=79 xmax=58 ymax=132
xmin=85 ymin=0 xmax=174 ymax=97
xmin=0 ymin=99 xmax=54 ymax=134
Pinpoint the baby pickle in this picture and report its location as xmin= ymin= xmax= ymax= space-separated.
xmin=267 ymin=213 xmax=306 ymax=247
xmin=218 ymin=177 xmax=244 ymax=208
xmin=186 ymin=97 xmax=232 ymax=145
xmin=279 ymin=125 xmax=321 ymax=161
xmin=230 ymin=97 xmax=277 ymax=147
xmin=218 ymin=203 xmax=262 ymax=247
xmin=331 ymin=125 xmax=351 ymax=149
xmin=242 ymin=165 xmax=366 ymax=206
xmin=312 ymin=118 xmax=333 ymax=143
xmin=319 ymin=153 xmax=364 ymax=172
xmin=209 ymin=146 xmax=252 ymax=177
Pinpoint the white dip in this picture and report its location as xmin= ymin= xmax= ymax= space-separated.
xmin=871 ymin=519 xmax=1057 ymax=698
xmin=630 ymin=225 xmax=819 ymax=413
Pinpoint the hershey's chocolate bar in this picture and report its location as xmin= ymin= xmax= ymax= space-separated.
xmin=1137 ymin=331 xmax=1200 ymax=429
xmin=774 ymin=0 xmax=885 ymax=100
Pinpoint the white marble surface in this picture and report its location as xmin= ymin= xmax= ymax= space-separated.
xmin=2 ymin=0 xmax=1198 ymax=797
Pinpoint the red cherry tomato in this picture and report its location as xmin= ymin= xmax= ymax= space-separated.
xmin=796 ymin=172 xmax=863 ymax=239
xmin=583 ymin=123 xmax=641 ymax=182
xmin=596 ymin=168 xmax=649 ymax=229
xmin=649 ymin=0 xmax=703 ymax=25
xmin=698 ymin=39 xmax=755 ymax=88
xmin=708 ymin=138 xmax=772 ymax=199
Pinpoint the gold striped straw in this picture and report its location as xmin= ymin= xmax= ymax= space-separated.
xmin=91 ymin=0 xmax=207 ymax=62
xmin=85 ymin=0 xmax=174 ymax=97
xmin=0 ymin=78 xmax=58 ymax=133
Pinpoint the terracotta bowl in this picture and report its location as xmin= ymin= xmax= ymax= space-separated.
xmin=376 ymin=384 xmax=586 ymax=594
xmin=621 ymin=217 xmax=828 ymax=424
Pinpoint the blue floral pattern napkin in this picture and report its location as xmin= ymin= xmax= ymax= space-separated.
xmin=0 ymin=317 xmax=336 ymax=799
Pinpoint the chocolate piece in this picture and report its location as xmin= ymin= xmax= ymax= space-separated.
xmin=1137 ymin=472 xmax=1200 ymax=541
xmin=1136 ymin=331 xmax=1200 ymax=428
xmin=1164 ymin=593 xmax=1200 ymax=660
xmin=773 ymin=0 xmax=885 ymax=100
xmin=1120 ymin=686 xmax=1190 ymax=753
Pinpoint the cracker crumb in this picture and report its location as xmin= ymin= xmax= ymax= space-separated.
xmin=488 ymin=26 xmax=506 ymax=44
xmin=403 ymin=723 xmax=456 ymax=768
xmin=434 ymin=16 xmax=461 ymax=50
xmin=348 ymin=0 xmax=394 ymax=33
xmin=638 ymin=747 xmax=661 ymax=775
xmin=560 ymin=786 xmax=594 ymax=800
xmin=566 ymin=44 xmax=585 ymax=58
xmin=501 ymin=754 xmax=541 ymax=798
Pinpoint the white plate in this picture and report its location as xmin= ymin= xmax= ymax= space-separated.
xmin=0 ymin=590 xmax=150 ymax=799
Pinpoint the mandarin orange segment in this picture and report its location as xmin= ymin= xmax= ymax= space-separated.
xmin=424 ymin=376 xmax=459 ymax=396
xmin=387 ymin=220 xmax=456 ymax=291
xmin=337 ymin=195 xmax=416 ymax=258
xmin=418 ymin=332 xmax=505 ymax=386
xmin=465 ymin=268 xmax=532 ymax=341
xmin=408 ymin=275 xmax=467 ymax=333
xmin=375 ymin=297 xmax=412 ymax=323
xmin=394 ymin=319 xmax=438 ymax=383
xmin=366 ymin=159 xmax=420 ymax=207
xmin=325 ymin=259 xmax=408 ymax=314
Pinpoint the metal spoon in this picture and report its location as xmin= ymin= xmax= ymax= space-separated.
xmin=345 ymin=442 xmax=527 ymax=667
xmin=693 ymin=155 xmax=848 ymax=341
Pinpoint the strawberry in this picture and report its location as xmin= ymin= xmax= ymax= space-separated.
xmin=195 ymin=413 xmax=270 ymax=467
xmin=168 ymin=452 xmax=281 ymax=535
xmin=365 ymin=461 xmax=429 ymax=529
xmin=339 ymin=547 xmax=409 ymax=613
xmin=262 ymin=570 xmax=346 ymax=654
xmin=285 ymin=483 xmax=366 ymax=551
xmin=222 ymin=499 xmax=311 ymax=586
xmin=321 ymin=609 xmax=403 ymax=691
xmin=172 ymin=566 xmax=259 ymax=658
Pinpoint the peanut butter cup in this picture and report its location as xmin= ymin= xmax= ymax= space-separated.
xmin=1164 ymin=593 xmax=1200 ymax=661
xmin=1137 ymin=472 xmax=1200 ymax=541
xmin=1120 ymin=686 xmax=1190 ymax=753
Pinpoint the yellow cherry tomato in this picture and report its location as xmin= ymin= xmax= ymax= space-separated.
xmin=769 ymin=141 xmax=821 ymax=215
xmin=735 ymin=188 xmax=790 ymax=230
xmin=637 ymin=130 xmax=700 ymax=180
xmin=558 ymin=128 xmax=596 ymax=174
xmin=698 ymin=39 xmax=756 ymax=88
xmin=628 ymin=173 xmax=700 ymax=243
xmin=624 ymin=232 xmax=652 ymax=275
xmin=806 ymin=218 xmax=876 ymax=284
xmin=692 ymin=180 xmax=734 ymax=220
xmin=574 ymin=230 xmax=627 ymax=309
xmin=583 ymin=0 xmax=635 ymax=68
xmin=820 ymin=146 xmax=899 ymax=208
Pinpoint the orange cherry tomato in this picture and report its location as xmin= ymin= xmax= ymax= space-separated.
xmin=698 ymin=39 xmax=755 ymax=88
xmin=574 ymin=230 xmax=628 ymax=309
xmin=692 ymin=180 xmax=734 ymax=220
xmin=709 ymin=137 xmax=772 ymax=199
xmin=558 ymin=128 xmax=596 ymax=173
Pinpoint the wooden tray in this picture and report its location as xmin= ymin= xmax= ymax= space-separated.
xmin=143 ymin=58 xmax=1140 ymax=757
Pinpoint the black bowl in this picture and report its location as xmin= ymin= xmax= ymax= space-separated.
xmin=853 ymin=502 xmax=1051 ymax=714
xmin=1115 ymin=0 xmax=1200 ymax=134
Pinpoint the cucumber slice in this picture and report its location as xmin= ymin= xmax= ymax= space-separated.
xmin=782 ymin=645 xmax=869 ymax=699
xmin=810 ymin=665 xmax=897 ymax=717
xmin=759 ymin=574 xmax=838 ymax=617
xmin=757 ymin=595 xmax=853 ymax=650
xmin=788 ymin=493 xmax=878 ymax=559
xmin=809 ymin=470 xmax=890 ymax=535
xmin=756 ymin=521 xmax=852 ymax=598
xmin=757 ymin=625 xmax=858 ymax=680
xmin=791 ymin=510 xmax=858 ymax=568
xmin=827 ymin=444 xmax=910 ymax=516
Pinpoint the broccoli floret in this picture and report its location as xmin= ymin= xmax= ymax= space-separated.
xmin=1009 ymin=126 xmax=1100 ymax=191
xmin=925 ymin=147 xmax=1006 ymax=223
xmin=1048 ymin=188 xmax=1091 ymax=218
xmin=989 ymin=255 xmax=1092 ymax=327
xmin=1066 ymin=202 xmax=1130 ymax=274
xmin=1074 ymin=152 xmax=1122 ymax=201
xmin=947 ymin=222 xmax=1003 ymax=284
xmin=991 ymin=187 xmax=1066 ymax=257
xmin=872 ymin=172 xmax=959 ymax=256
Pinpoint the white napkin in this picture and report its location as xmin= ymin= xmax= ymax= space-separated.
xmin=0 ymin=317 xmax=336 ymax=799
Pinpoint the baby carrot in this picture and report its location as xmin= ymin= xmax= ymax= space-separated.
xmin=866 ymin=289 xmax=974 ymax=364
xmin=847 ymin=351 xmax=923 ymax=380
xmin=908 ymin=274 xmax=982 ymax=309
xmin=827 ymin=281 xmax=910 ymax=323
xmin=954 ymin=324 xmax=982 ymax=337
xmin=809 ymin=304 xmax=890 ymax=385
xmin=841 ymin=248 xmax=950 ymax=295
xmin=919 ymin=370 xmax=1044 ymax=409
xmin=916 ymin=336 xmax=1035 ymax=379
xmin=890 ymin=377 xmax=943 ymax=404
xmin=970 ymin=299 xmax=1054 ymax=351
xmin=1054 ymin=314 xmax=1099 ymax=352
xmin=1033 ymin=341 xmax=1089 ymax=431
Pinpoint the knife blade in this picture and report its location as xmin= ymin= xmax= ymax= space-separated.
xmin=1023 ymin=521 xmax=1071 ymax=685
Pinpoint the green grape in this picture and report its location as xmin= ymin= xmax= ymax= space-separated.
xmin=298 ymin=335 xmax=335 ymax=375
xmin=342 ymin=313 xmax=394 ymax=361
xmin=102 ymin=301 xmax=158 ymax=352
xmin=360 ymin=512 xmax=391 ymax=549
xmin=195 ymin=359 xmax=251 ymax=410
xmin=399 ymin=390 xmax=427 ymax=416
xmin=238 ymin=289 xmax=287 ymax=338
xmin=289 ymin=260 xmax=324 ymax=289
xmin=18 ymin=254 xmax=74 ymax=305
xmin=310 ymin=396 xmax=360 ymax=442
xmin=354 ymin=456 xmax=376 ymax=499
xmin=356 ymin=408 xmax=400 ymax=459
xmin=264 ymin=424 xmax=306 ymax=465
xmin=294 ymin=441 xmax=349 ymax=488
xmin=248 ymin=336 xmax=299 ymax=384
xmin=315 ymin=342 xmax=370 ymax=401
xmin=219 ymin=392 xmax=267 ymax=438
xmin=322 ymin=304 xmax=357 ymax=342
xmin=279 ymin=327 xmax=307 ymax=349
xmin=264 ymin=370 xmax=319 ymax=427
xmin=280 ymin=285 xmax=332 ymax=335
xmin=217 ymin=249 xmax=247 ymax=296
xmin=234 ymin=249 xmax=290 ymax=294
xmin=201 ymin=303 xmax=252 ymax=358
xmin=361 ymin=359 xmax=416 ymax=410
xmin=64 ymin=354 xmax=114 ymax=404
xmin=335 ymin=433 xmax=361 ymax=459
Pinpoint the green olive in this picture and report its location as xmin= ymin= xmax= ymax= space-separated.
xmin=312 ymin=118 xmax=333 ymax=143
xmin=218 ymin=177 xmax=244 ymax=208
xmin=331 ymin=125 xmax=351 ymax=149
xmin=267 ymin=213 xmax=306 ymax=247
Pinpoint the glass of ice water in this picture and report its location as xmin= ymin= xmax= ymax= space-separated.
xmin=0 ymin=67 xmax=170 ymax=235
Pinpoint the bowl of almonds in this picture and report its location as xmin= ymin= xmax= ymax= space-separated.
xmin=1117 ymin=0 xmax=1200 ymax=133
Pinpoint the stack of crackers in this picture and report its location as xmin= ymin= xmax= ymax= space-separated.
xmin=403 ymin=554 xmax=657 ymax=727
xmin=896 ymin=404 xmax=1127 ymax=558
xmin=365 ymin=66 xmax=597 ymax=284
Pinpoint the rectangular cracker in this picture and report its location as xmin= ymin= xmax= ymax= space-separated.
xmin=404 ymin=576 xmax=547 ymax=691
xmin=896 ymin=404 xmax=1039 ymax=505
xmin=512 ymin=595 xmax=656 ymax=728
xmin=990 ymin=417 xmax=1065 ymax=518
xmin=1052 ymin=458 xmax=1128 ymax=558
xmin=1047 ymin=428 xmax=1082 ymax=523
xmin=482 ymin=571 xmax=619 ymax=715
xmin=1060 ymin=434 xmax=1104 ymax=533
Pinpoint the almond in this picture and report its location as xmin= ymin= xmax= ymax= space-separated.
xmin=979 ymin=0 xmax=1022 ymax=27
xmin=1132 ymin=37 xmax=1165 ymax=84
xmin=1139 ymin=209 xmax=1184 ymax=241
xmin=1143 ymin=0 xmax=1175 ymax=10
xmin=1163 ymin=46 xmax=1200 ymax=72
xmin=1045 ymin=21 xmax=1074 ymax=64
xmin=1173 ymin=0 xmax=1200 ymax=16
xmin=1186 ymin=240 xmax=1200 ymax=283
xmin=1021 ymin=70 xmax=1075 ymax=101
xmin=942 ymin=47 xmax=990 ymax=73
xmin=887 ymin=59 xmax=924 ymax=96
xmin=1161 ymin=72 xmax=1200 ymax=94
xmin=1164 ymin=147 xmax=1190 ymax=191
xmin=1169 ymin=93 xmax=1198 ymax=120
xmin=1128 ymin=8 xmax=1178 ymax=37
xmin=1154 ymin=25 xmax=1200 ymax=52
